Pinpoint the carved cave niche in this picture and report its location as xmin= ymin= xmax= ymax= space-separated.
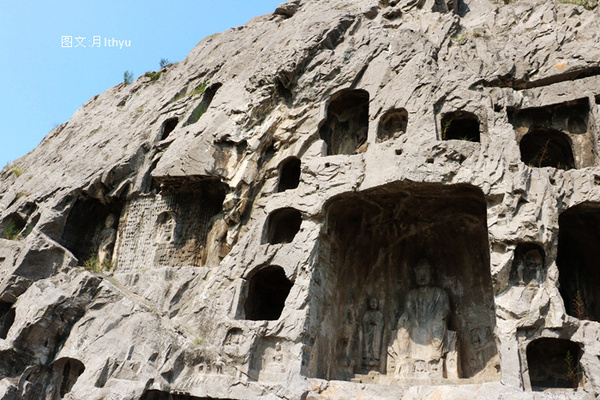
xmin=160 ymin=117 xmax=179 ymax=140
xmin=152 ymin=178 xmax=228 ymax=267
xmin=526 ymin=338 xmax=582 ymax=390
xmin=248 ymin=336 xmax=292 ymax=382
xmin=508 ymin=98 xmax=595 ymax=169
xmin=519 ymin=128 xmax=575 ymax=170
xmin=377 ymin=108 xmax=408 ymax=142
xmin=50 ymin=357 xmax=85 ymax=399
xmin=60 ymin=197 xmax=124 ymax=262
xmin=319 ymin=89 xmax=369 ymax=155
xmin=557 ymin=202 xmax=600 ymax=322
xmin=277 ymin=156 xmax=301 ymax=192
xmin=306 ymin=182 xmax=500 ymax=383
xmin=509 ymin=243 xmax=546 ymax=287
xmin=239 ymin=265 xmax=293 ymax=321
xmin=263 ymin=207 xmax=302 ymax=245
xmin=440 ymin=111 xmax=481 ymax=142
xmin=0 ymin=302 xmax=16 ymax=339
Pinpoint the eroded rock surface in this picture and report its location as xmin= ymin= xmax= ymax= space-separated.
xmin=2 ymin=0 xmax=600 ymax=398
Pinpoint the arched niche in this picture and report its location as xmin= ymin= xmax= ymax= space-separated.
xmin=277 ymin=157 xmax=301 ymax=192
xmin=319 ymin=89 xmax=369 ymax=155
xmin=160 ymin=117 xmax=178 ymax=140
xmin=441 ymin=111 xmax=480 ymax=142
xmin=526 ymin=338 xmax=582 ymax=390
xmin=307 ymin=182 xmax=500 ymax=382
xmin=263 ymin=208 xmax=302 ymax=244
xmin=509 ymin=243 xmax=545 ymax=286
xmin=377 ymin=108 xmax=408 ymax=142
xmin=52 ymin=357 xmax=85 ymax=397
xmin=557 ymin=202 xmax=600 ymax=321
xmin=520 ymin=127 xmax=575 ymax=170
xmin=242 ymin=265 xmax=293 ymax=321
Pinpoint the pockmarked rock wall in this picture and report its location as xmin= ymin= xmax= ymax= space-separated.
xmin=1 ymin=0 xmax=600 ymax=398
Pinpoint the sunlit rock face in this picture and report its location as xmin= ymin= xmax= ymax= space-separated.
xmin=2 ymin=0 xmax=600 ymax=398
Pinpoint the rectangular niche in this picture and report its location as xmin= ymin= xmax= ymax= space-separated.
xmin=507 ymin=98 xmax=595 ymax=169
xmin=557 ymin=202 xmax=600 ymax=321
xmin=115 ymin=177 xmax=227 ymax=271
xmin=305 ymin=182 xmax=500 ymax=384
xmin=248 ymin=337 xmax=293 ymax=382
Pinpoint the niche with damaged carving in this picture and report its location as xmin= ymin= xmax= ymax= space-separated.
xmin=277 ymin=157 xmax=301 ymax=192
xmin=440 ymin=111 xmax=480 ymax=142
xmin=263 ymin=208 xmax=302 ymax=244
xmin=377 ymin=108 xmax=408 ymax=142
xmin=160 ymin=117 xmax=178 ymax=140
xmin=319 ymin=89 xmax=369 ymax=155
xmin=557 ymin=202 xmax=600 ymax=321
xmin=509 ymin=243 xmax=545 ymax=286
xmin=526 ymin=338 xmax=582 ymax=390
xmin=115 ymin=178 xmax=228 ymax=270
xmin=508 ymin=98 xmax=594 ymax=169
xmin=242 ymin=265 xmax=293 ymax=321
xmin=306 ymin=182 xmax=500 ymax=383
xmin=60 ymin=198 xmax=123 ymax=262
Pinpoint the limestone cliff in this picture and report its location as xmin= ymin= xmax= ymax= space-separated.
xmin=1 ymin=0 xmax=600 ymax=398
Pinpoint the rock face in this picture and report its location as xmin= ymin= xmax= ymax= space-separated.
xmin=1 ymin=0 xmax=600 ymax=398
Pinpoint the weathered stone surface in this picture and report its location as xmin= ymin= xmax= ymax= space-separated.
xmin=2 ymin=0 xmax=600 ymax=398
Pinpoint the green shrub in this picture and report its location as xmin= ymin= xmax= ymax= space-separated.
xmin=2 ymin=220 xmax=20 ymax=240
xmin=147 ymin=71 xmax=162 ymax=81
xmin=83 ymin=256 xmax=111 ymax=273
xmin=11 ymin=166 xmax=23 ymax=177
xmin=159 ymin=58 xmax=171 ymax=68
xmin=559 ymin=0 xmax=597 ymax=9
xmin=123 ymin=70 xmax=134 ymax=84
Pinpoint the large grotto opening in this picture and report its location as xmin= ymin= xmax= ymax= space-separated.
xmin=277 ymin=156 xmax=301 ymax=192
xmin=241 ymin=265 xmax=293 ymax=321
xmin=440 ymin=111 xmax=480 ymax=142
xmin=263 ymin=208 xmax=302 ymax=244
xmin=141 ymin=391 xmax=227 ymax=400
xmin=307 ymin=182 xmax=500 ymax=383
xmin=557 ymin=202 xmax=600 ymax=321
xmin=508 ymin=98 xmax=594 ymax=169
xmin=519 ymin=128 xmax=575 ymax=169
xmin=60 ymin=197 xmax=124 ymax=263
xmin=319 ymin=89 xmax=369 ymax=155
xmin=526 ymin=338 xmax=582 ymax=390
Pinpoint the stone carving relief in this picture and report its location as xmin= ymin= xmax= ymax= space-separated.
xmin=387 ymin=259 xmax=460 ymax=379
xmin=97 ymin=214 xmax=117 ymax=266
xmin=156 ymin=211 xmax=177 ymax=243
xmin=361 ymin=297 xmax=384 ymax=370
xmin=250 ymin=337 xmax=291 ymax=382
xmin=510 ymin=246 xmax=544 ymax=286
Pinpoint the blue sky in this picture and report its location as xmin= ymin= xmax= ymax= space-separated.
xmin=0 ymin=1 xmax=283 ymax=168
